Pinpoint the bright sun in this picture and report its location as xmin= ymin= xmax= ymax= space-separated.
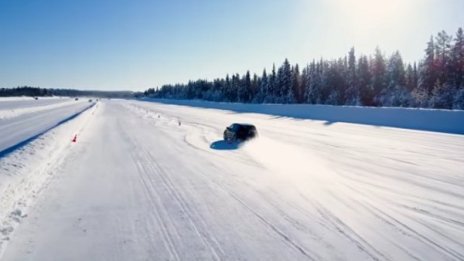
xmin=332 ymin=0 xmax=406 ymax=28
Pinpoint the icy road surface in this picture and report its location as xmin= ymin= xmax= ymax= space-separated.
xmin=0 ymin=99 xmax=93 ymax=152
xmin=0 ymin=97 xmax=68 ymax=110
xmin=1 ymin=100 xmax=464 ymax=260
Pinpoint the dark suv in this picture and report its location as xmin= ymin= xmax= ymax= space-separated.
xmin=223 ymin=123 xmax=258 ymax=142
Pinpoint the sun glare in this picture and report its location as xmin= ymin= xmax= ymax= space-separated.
xmin=332 ymin=0 xmax=407 ymax=29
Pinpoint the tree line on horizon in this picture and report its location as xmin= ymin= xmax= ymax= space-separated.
xmin=0 ymin=86 xmax=134 ymax=98
xmin=144 ymin=28 xmax=464 ymax=109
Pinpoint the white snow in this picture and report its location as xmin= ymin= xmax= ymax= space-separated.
xmin=0 ymin=97 xmax=85 ymax=120
xmin=0 ymin=100 xmax=94 ymax=152
xmin=144 ymin=98 xmax=464 ymax=135
xmin=0 ymin=99 xmax=463 ymax=260
xmin=0 ymin=102 xmax=98 ymax=256
xmin=0 ymin=96 xmax=66 ymax=111
xmin=0 ymin=96 xmax=62 ymax=103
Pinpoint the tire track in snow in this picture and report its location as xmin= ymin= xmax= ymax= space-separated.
xmin=333 ymin=168 xmax=464 ymax=230
xmin=287 ymin=183 xmax=387 ymax=261
xmin=123 ymin=100 xmax=464 ymax=260
xmin=339 ymin=179 xmax=464 ymax=260
xmin=135 ymin=159 xmax=182 ymax=261
xmin=357 ymin=191 xmax=464 ymax=260
xmin=166 ymin=116 xmax=376 ymax=260
xmin=145 ymin=151 xmax=225 ymax=260
xmin=123 ymin=104 xmax=315 ymax=259
xmin=331 ymin=173 xmax=464 ymax=260
xmin=121 ymin=127 xmax=182 ymax=260
xmin=125 ymin=102 xmax=260 ymax=168
xmin=216 ymin=185 xmax=317 ymax=260
xmin=371 ymin=203 xmax=464 ymax=260
xmin=311 ymin=200 xmax=385 ymax=261
xmin=121 ymin=123 xmax=224 ymax=260
xmin=182 ymin=160 xmax=319 ymax=261
xmin=182 ymin=130 xmax=260 ymax=168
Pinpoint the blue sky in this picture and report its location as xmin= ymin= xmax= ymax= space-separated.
xmin=0 ymin=0 xmax=463 ymax=91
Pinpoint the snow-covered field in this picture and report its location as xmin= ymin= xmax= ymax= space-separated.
xmin=0 ymin=99 xmax=463 ymax=260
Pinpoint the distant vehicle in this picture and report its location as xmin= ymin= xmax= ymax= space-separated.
xmin=75 ymin=97 xmax=79 ymax=101
xmin=88 ymin=99 xmax=93 ymax=102
xmin=34 ymin=97 xmax=38 ymax=100
xmin=223 ymin=123 xmax=258 ymax=142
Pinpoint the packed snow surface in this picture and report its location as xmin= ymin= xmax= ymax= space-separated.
xmin=0 ymin=98 xmax=93 ymax=152
xmin=0 ymin=97 xmax=67 ymax=110
xmin=0 ymin=99 xmax=463 ymax=260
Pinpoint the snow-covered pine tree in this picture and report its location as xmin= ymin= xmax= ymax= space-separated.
xmin=384 ymin=51 xmax=407 ymax=106
xmin=276 ymin=59 xmax=292 ymax=103
xmin=255 ymin=69 xmax=268 ymax=103
xmin=419 ymin=36 xmax=437 ymax=97
xmin=430 ymin=79 xmax=455 ymax=109
xmin=451 ymin=28 xmax=464 ymax=109
xmin=345 ymin=47 xmax=359 ymax=105
xmin=371 ymin=47 xmax=387 ymax=106
xmin=358 ymin=55 xmax=373 ymax=106
xmin=290 ymin=64 xmax=301 ymax=103
xmin=267 ymin=64 xmax=277 ymax=103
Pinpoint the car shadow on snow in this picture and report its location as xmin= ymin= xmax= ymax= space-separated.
xmin=210 ymin=140 xmax=240 ymax=150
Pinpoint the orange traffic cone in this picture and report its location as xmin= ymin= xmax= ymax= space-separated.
xmin=72 ymin=134 xmax=77 ymax=143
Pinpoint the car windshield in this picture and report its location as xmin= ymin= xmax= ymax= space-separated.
xmin=229 ymin=124 xmax=239 ymax=131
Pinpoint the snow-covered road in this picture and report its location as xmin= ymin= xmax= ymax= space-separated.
xmin=0 ymin=97 xmax=66 ymax=111
xmin=0 ymin=99 xmax=93 ymax=152
xmin=1 ymin=100 xmax=464 ymax=260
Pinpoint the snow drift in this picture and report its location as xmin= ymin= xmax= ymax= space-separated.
xmin=143 ymin=98 xmax=464 ymax=135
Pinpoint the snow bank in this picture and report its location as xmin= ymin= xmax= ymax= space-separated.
xmin=0 ymin=96 xmax=61 ymax=102
xmin=143 ymin=98 xmax=464 ymax=135
xmin=0 ymin=103 xmax=99 ymax=256
xmin=0 ymin=102 xmax=95 ymax=154
xmin=0 ymin=98 xmax=80 ymax=120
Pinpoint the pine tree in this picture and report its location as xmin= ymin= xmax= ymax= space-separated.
xmin=371 ymin=48 xmax=387 ymax=105
xmin=301 ymin=65 xmax=310 ymax=103
xmin=454 ymin=88 xmax=464 ymax=109
xmin=419 ymin=36 xmax=436 ymax=96
xmin=451 ymin=28 xmax=464 ymax=89
xmin=452 ymin=28 xmax=464 ymax=108
xmin=308 ymin=61 xmax=319 ymax=104
xmin=277 ymin=59 xmax=292 ymax=103
xmin=251 ymin=73 xmax=259 ymax=102
xmin=304 ymin=61 xmax=317 ymax=103
xmin=435 ymin=30 xmax=452 ymax=84
xmin=145 ymin=27 xmax=464 ymax=109
xmin=223 ymin=75 xmax=232 ymax=102
xmin=358 ymin=55 xmax=373 ymax=106
xmin=255 ymin=69 xmax=268 ymax=103
xmin=291 ymin=64 xmax=302 ymax=103
xmin=429 ymin=30 xmax=454 ymax=108
xmin=430 ymin=79 xmax=455 ymax=109
xmin=231 ymin=74 xmax=240 ymax=102
xmin=345 ymin=47 xmax=359 ymax=105
xmin=319 ymin=60 xmax=332 ymax=104
xmin=405 ymin=64 xmax=415 ymax=91
xmin=384 ymin=51 xmax=407 ymax=106
xmin=239 ymin=71 xmax=251 ymax=102
xmin=267 ymin=64 xmax=277 ymax=103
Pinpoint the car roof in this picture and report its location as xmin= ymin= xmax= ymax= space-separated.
xmin=231 ymin=123 xmax=256 ymax=128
